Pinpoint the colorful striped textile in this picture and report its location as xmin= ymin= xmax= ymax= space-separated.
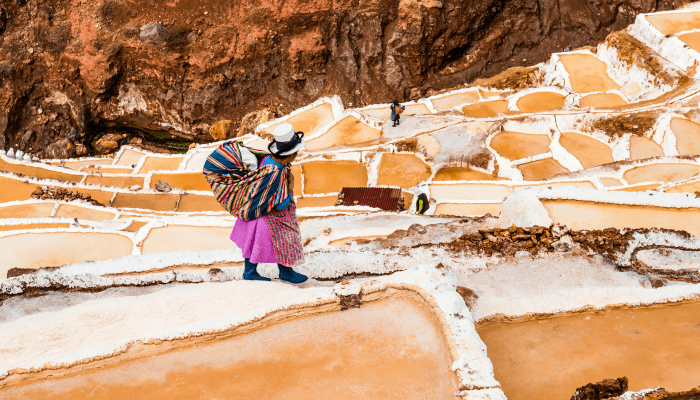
xmin=203 ymin=141 xmax=290 ymax=221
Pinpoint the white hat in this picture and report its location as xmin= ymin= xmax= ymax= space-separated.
xmin=269 ymin=123 xmax=306 ymax=156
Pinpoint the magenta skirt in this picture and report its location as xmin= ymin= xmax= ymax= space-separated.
xmin=230 ymin=204 xmax=304 ymax=267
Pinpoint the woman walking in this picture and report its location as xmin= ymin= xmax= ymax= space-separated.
xmin=390 ymin=100 xmax=405 ymax=127
xmin=204 ymin=122 xmax=308 ymax=284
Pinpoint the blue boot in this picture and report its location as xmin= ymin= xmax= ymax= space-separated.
xmin=243 ymin=259 xmax=271 ymax=281
xmin=278 ymin=265 xmax=308 ymax=284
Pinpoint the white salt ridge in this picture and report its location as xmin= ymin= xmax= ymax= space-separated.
xmin=597 ymin=39 xmax=680 ymax=101
xmin=58 ymin=248 xmax=243 ymax=277
xmin=652 ymin=112 xmax=681 ymax=156
xmin=299 ymin=213 xmax=457 ymax=248
xmin=499 ymin=189 xmax=553 ymax=227
xmin=630 ymin=13 xmax=700 ymax=76
xmin=636 ymin=247 xmax=700 ymax=271
xmin=619 ymin=230 xmax=700 ymax=266
xmin=457 ymin=252 xmax=700 ymax=321
xmin=508 ymin=185 xmax=700 ymax=209
xmin=616 ymin=387 xmax=663 ymax=400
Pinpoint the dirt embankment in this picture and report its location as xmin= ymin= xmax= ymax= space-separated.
xmin=0 ymin=0 xmax=689 ymax=157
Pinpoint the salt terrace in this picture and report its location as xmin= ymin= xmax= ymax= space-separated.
xmin=4 ymin=5 xmax=700 ymax=400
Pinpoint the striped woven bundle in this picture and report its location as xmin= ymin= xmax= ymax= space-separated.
xmin=202 ymin=141 xmax=289 ymax=221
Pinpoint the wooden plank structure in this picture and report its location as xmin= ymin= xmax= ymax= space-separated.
xmin=336 ymin=187 xmax=404 ymax=211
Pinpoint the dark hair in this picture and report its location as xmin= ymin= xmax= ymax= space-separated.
xmin=392 ymin=100 xmax=400 ymax=106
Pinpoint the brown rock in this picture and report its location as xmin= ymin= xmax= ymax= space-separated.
xmin=650 ymin=277 xmax=666 ymax=288
xmin=45 ymin=138 xmax=76 ymax=159
xmin=571 ymin=377 xmax=628 ymax=400
xmin=154 ymin=180 xmax=172 ymax=193
xmin=94 ymin=134 xmax=126 ymax=154
xmin=209 ymin=120 xmax=232 ymax=141
xmin=75 ymin=143 xmax=87 ymax=156
xmin=237 ymin=109 xmax=276 ymax=138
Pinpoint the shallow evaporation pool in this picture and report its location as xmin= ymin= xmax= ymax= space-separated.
xmin=628 ymin=136 xmax=664 ymax=161
xmin=290 ymin=164 xmax=303 ymax=194
xmin=429 ymin=183 xmax=510 ymax=201
xmin=558 ymin=132 xmax=614 ymax=169
xmin=0 ymin=177 xmax=39 ymax=204
xmin=542 ymin=199 xmax=700 ymax=236
xmin=84 ymin=174 xmax=146 ymax=189
xmin=516 ymin=92 xmax=566 ymax=113
xmin=305 ymin=115 xmax=382 ymax=151
xmin=462 ymin=100 xmax=510 ymax=118
xmin=0 ymin=157 xmax=84 ymax=183
xmin=114 ymin=149 xmax=147 ymax=166
xmin=149 ymin=172 xmax=211 ymax=191
xmin=0 ymin=223 xmax=70 ymax=232
xmin=376 ymin=154 xmax=432 ymax=188
xmin=80 ymin=166 xmax=134 ymax=174
xmin=611 ymin=183 xmax=662 ymax=192
xmin=433 ymin=167 xmax=504 ymax=181
xmin=136 ymin=156 xmax=184 ymax=174
xmin=599 ymin=178 xmax=623 ymax=187
xmin=261 ymin=103 xmax=336 ymax=139
xmin=110 ymin=192 xmax=180 ymax=212
xmin=645 ymin=12 xmax=700 ymax=35
xmin=0 ymin=294 xmax=459 ymax=400
xmin=0 ymin=202 xmax=55 ymax=219
xmin=670 ymin=117 xmax=700 ymax=156
xmin=623 ymin=163 xmax=700 ymax=185
xmin=141 ymin=226 xmax=237 ymax=254
xmin=678 ymin=31 xmax=700 ymax=54
xmin=434 ymin=203 xmax=501 ymax=217
xmin=61 ymin=158 xmax=114 ymax=170
xmin=296 ymin=196 xmax=338 ymax=208
xmin=477 ymin=300 xmax=700 ymax=400
xmin=0 ymin=231 xmax=133 ymax=278
xmin=517 ymin=159 xmax=569 ymax=181
xmin=431 ymin=91 xmax=481 ymax=111
xmin=175 ymin=194 xmax=225 ymax=213
xmin=490 ymin=131 xmax=552 ymax=161
xmin=300 ymin=161 xmax=368 ymax=195
xmin=665 ymin=179 xmax=700 ymax=194
xmin=54 ymin=203 xmax=117 ymax=221
xmin=558 ymin=54 xmax=621 ymax=93
xmin=579 ymin=93 xmax=628 ymax=109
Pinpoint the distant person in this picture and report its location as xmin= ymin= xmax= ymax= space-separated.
xmin=390 ymin=100 xmax=405 ymax=127
xmin=416 ymin=192 xmax=430 ymax=214
xmin=415 ymin=184 xmax=430 ymax=214
xmin=204 ymin=123 xmax=308 ymax=284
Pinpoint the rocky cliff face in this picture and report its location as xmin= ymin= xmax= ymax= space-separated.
xmin=0 ymin=0 xmax=688 ymax=157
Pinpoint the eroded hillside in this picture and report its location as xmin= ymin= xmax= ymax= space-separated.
xmin=0 ymin=0 xmax=689 ymax=157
